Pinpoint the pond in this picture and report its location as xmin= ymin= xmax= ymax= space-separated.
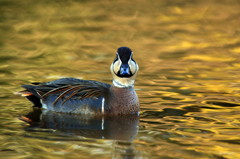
xmin=1 ymin=0 xmax=240 ymax=158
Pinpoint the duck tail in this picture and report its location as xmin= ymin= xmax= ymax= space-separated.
xmin=15 ymin=85 xmax=42 ymax=108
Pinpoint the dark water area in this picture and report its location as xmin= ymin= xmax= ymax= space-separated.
xmin=1 ymin=0 xmax=240 ymax=158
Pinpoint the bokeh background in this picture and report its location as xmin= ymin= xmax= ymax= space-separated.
xmin=1 ymin=0 xmax=240 ymax=158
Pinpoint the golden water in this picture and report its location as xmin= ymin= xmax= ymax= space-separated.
xmin=1 ymin=0 xmax=240 ymax=158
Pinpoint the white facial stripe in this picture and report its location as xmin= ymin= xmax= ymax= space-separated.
xmin=128 ymin=54 xmax=137 ymax=74
xmin=129 ymin=60 xmax=136 ymax=74
xmin=113 ymin=53 xmax=121 ymax=74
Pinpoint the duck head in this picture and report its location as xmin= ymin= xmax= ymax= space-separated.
xmin=110 ymin=47 xmax=139 ymax=88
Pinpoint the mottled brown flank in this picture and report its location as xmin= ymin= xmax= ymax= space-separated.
xmin=106 ymin=86 xmax=140 ymax=115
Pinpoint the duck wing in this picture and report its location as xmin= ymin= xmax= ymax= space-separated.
xmin=21 ymin=78 xmax=111 ymax=106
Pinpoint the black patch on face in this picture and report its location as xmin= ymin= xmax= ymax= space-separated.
xmin=117 ymin=47 xmax=132 ymax=64
xmin=117 ymin=64 xmax=133 ymax=78
xmin=117 ymin=71 xmax=133 ymax=77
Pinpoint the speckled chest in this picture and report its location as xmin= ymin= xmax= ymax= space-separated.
xmin=106 ymin=86 xmax=140 ymax=115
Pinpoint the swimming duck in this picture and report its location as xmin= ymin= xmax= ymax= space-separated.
xmin=17 ymin=47 xmax=139 ymax=115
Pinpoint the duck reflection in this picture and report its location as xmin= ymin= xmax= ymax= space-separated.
xmin=21 ymin=108 xmax=139 ymax=141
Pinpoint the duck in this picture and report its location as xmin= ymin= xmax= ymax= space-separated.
xmin=17 ymin=47 xmax=140 ymax=115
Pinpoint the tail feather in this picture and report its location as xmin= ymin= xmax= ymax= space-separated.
xmin=15 ymin=91 xmax=33 ymax=96
xmin=15 ymin=86 xmax=42 ymax=108
xmin=21 ymin=85 xmax=42 ymax=98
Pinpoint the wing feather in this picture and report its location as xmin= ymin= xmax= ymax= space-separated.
xmin=41 ymin=85 xmax=84 ymax=97
xmin=41 ymin=85 xmax=106 ymax=105
xmin=22 ymin=78 xmax=110 ymax=106
xmin=52 ymin=85 xmax=85 ymax=105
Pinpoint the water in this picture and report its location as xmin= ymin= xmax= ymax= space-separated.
xmin=1 ymin=0 xmax=240 ymax=158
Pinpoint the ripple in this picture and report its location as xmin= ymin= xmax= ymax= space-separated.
xmin=176 ymin=128 xmax=215 ymax=134
xmin=216 ymin=139 xmax=240 ymax=145
xmin=141 ymin=108 xmax=187 ymax=118
xmin=205 ymin=101 xmax=240 ymax=107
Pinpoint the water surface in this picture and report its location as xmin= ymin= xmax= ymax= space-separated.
xmin=1 ymin=0 xmax=240 ymax=158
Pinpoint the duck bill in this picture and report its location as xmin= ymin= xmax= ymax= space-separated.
xmin=119 ymin=64 xmax=131 ymax=77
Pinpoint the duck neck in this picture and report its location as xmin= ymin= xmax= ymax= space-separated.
xmin=112 ymin=79 xmax=134 ymax=88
